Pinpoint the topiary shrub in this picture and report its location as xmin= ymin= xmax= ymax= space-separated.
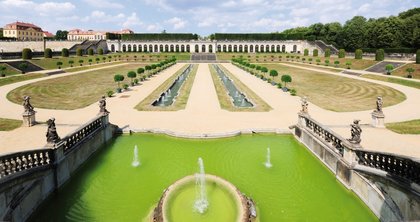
xmin=56 ymin=61 xmax=63 ymax=69
xmin=123 ymin=83 xmax=129 ymax=90
xmin=19 ymin=63 xmax=28 ymax=74
xmin=304 ymin=49 xmax=309 ymax=56
xmin=62 ymin=48 xmax=69 ymax=57
xmin=107 ymin=90 xmax=114 ymax=97
xmin=44 ymin=48 xmax=52 ymax=58
xmin=324 ymin=49 xmax=331 ymax=58
xmin=325 ymin=59 xmax=330 ymax=66
xmin=98 ymin=48 xmax=104 ymax=55
xmin=88 ymin=48 xmax=94 ymax=56
xmin=338 ymin=49 xmax=345 ymax=58
xmin=76 ymin=48 xmax=83 ymax=57
xmin=375 ymin=49 xmax=385 ymax=61
xmin=406 ymin=67 xmax=414 ymax=78
xmin=355 ymin=49 xmax=363 ymax=59
xmin=114 ymin=74 xmax=124 ymax=92
xmin=127 ymin=71 xmax=137 ymax=86
xmin=313 ymin=49 xmax=318 ymax=57
xmin=385 ymin=64 xmax=394 ymax=75
xmin=346 ymin=61 xmax=352 ymax=69
xmin=334 ymin=60 xmax=340 ymax=67
xmin=289 ymin=89 xmax=297 ymax=96
xmin=22 ymin=48 xmax=32 ymax=60
xmin=0 ymin=65 xmax=6 ymax=77
xmin=133 ymin=78 xmax=139 ymax=84
xmin=416 ymin=49 xmax=420 ymax=64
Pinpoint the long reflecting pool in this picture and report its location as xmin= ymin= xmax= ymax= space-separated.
xmin=31 ymin=134 xmax=378 ymax=222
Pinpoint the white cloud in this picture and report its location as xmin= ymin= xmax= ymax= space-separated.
xmin=122 ymin=13 xmax=142 ymax=28
xmin=0 ymin=0 xmax=75 ymax=16
xmin=147 ymin=23 xmax=163 ymax=32
xmin=83 ymin=0 xmax=124 ymax=9
xmin=165 ymin=17 xmax=187 ymax=30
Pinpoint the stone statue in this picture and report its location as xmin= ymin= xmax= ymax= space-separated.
xmin=300 ymin=97 xmax=308 ymax=114
xmin=23 ymin=95 xmax=34 ymax=114
xmin=99 ymin=96 xmax=109 ymax=114
xmin=46 ymin=118 xmax=60 ymax=144
xmin=375 ymin=96 xmax=383 ymax=113
xmin=348 ymin=120 xmax=362 ymax=144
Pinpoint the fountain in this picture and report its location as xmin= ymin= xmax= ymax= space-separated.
xmin=194 ymin=157 xmax=209 ymax=214
xmin=132 ymin=145 xmax=140 ymax=167
xmin=264 ymin=147 xmax=272 ymax=168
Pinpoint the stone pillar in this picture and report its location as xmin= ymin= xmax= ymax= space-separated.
xmin=371 ymin=111 xmax=385 ymax=128
xmin=22 ymin=111 xmax=36 ymax=127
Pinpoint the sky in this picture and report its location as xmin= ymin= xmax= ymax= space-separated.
xmin=0 ymin=0 xmax=418 ymax=36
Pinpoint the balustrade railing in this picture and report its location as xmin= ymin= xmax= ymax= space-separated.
xmin=0 ymin=149 xmax=54 ymax=180
xmin=62 ymin=116 xmax=104 ymax=153
xmin=355 ymin=150 xmax=420 ymax=184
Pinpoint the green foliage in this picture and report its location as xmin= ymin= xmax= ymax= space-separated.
xmin=44 ymin=48 xmax=52 ymax=58
xmin=68 ymin=60 xmax=74 ymax=67
xmin=346 ymin=61 xmax=352 ymax=69
xmin=122 ymin=33 xmax=198 ymax=41
xmin=56 ymin=61 xmax=63 ymax=69
xmin=313 ymin=49 xmax=318 ymax=57
xmin=88 ymin=48 xmax=94 ymax=56
xmin=123 ymin=83 xmax=129 ymax=90
xmin=281 ymin=74 xmax=292 ymax=87
xmin=375 ymin=49 xmax=385 ymax=61
xmin=214 ymin=33 xmax=305 ymax=40
xmin=76 ymin=48 xmax=83 ymax=57
xmin=78 ymin=59 xmax=84 ymax=66
xmin=385 ymin=64 xmax=394 ymax=74
xmin=55 ymin=30 xmax=68 ymax=40
xmin=325 ymin=59 xmax=330 ymax=66
xmin=114 ymin=74 xmax=124 ymax=88
xmin=98 ymin=48 xmax=104 ymax=55
xmin=290 ymin=89 xmax=297 ymax=96
xmin=338 ymin=49 xmax=346 ymax=58
xmin=133 ymin=78 xmax=139 ymax=84
xmin=22 ymin=48 xmax=32 ymax=60
xmin=417 ymin=49 xmax=420 ymax=64
xmin=308 ymin=58 xmax=313 ymax=63
xmin=316 ymin=58 xmax=321 ymax=65
xmin=0 ymin=65 xmax=6 ymax=76
xmin=269 ymin=70 xmax=278 ymax=79
xmin=355 ymin=49 xmax=363 ymax=59
xmin=107 ymin=90 xmax=114 ymax=97
xmin=324 ymin=48 xmax=331 ymax=58
xmin=334 ymin=60 xmax=340 ymax=67
xmin=277 ymin=83 xmax=282 ymax=88
xmin=88 ymin=59 xmax=93 ymax=65
xmin=18 ymin=63 xmax=28 ymax=73
xmin=261 ymin=67 xmax=268 ymax=73
xmin=127 ymin=71 xmax=137 ymax=82
xmin=406 ymin=67 xmax=415 ymax=78
xmin=61 ymin=48 xmax=69 ymax=57
xmin=137 ymin=67 xmax=145 ymax=74
xmin=304 ymin=49 xmax=309 ymax=56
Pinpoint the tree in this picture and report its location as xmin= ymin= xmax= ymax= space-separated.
xmin=261 ymin=67 xmax=268 ymax=76
xmin=385 ymin=64 xmax=394 ymax=75
xmin=0 ymin=65 xmax=6 ymax=77
xmin=325 ymin=59 xmax=330 ymax=66
xmin=417 ymin=49 xmax=420 ymax=64
xmin=76 ymin=48 xmax=83 ymax=57
xmin=281 ymin=74 xmax=292 ymax=88
xmin=340 ymin=16 xmax=368 ymax=50
xmin=324 ymin=48 xmax=331 ymax=58
xmin=44 ymin=48 xmax=52 ymax=58
xmin=114 ymin=74 xmax=125 ymax=91
xmin=304 ymin=49 xmax=309 ymax=56
xmin=56 ymin=61 xmax=63 ymax=69
xmin=316 ymin=58 xmax=321 ymax=65
xmin=145 ymin=65 xmax=152 ymax=74
xmin=19 ymin=63 xmax=28 ymax=73
xmin=127 ymin=71 xmax=137 ymax=85
xmin=62 ymin=48 xmax=69 ymax=57
xmin=334 ymin=60 xmax=340 ymax=67
xmin=55 ymin=30 xmax=68 ymax=40
xmin=269 ymin=70 xmax=278 ymax=80
xmin=406 ymin=67 xmax=414 ymax=78
xmin=22 ymin=48 xmax=32 ymax=60
xmin=88 ymin=48 xmax=94 ymax=56
xmin=78 ymin=59 xmax=84 ymax=66
xmin=95 ymin=57 xmax=100 ymax=64
xmin=88 ymin=59 xmax=93 ymax=65
xmin=69 ymin=60 xmax=74 ymax=67
xmin=345 ymin=61 xmax=352 ymax=69
xmin=108 ymin=55 xmax=112 ymax=62
xmin=102 ymin=57 xmax=106 ymax=63
xmin=137 ymin=67 xmax=145 ymax=75
xmin=308 ymin=58 xmax=313 ymax=64
xmin=338 ymin=49 xmax=346 ymax=58
xmin=98 ymin=48 xmax=104 ymax=55
xmin=375 ymin=49 xmax=385 ymax=61
xmin=313 ymin=49 xmax=318 ymax=56
xmin=355 ymin=49 xmax=363 ymax=59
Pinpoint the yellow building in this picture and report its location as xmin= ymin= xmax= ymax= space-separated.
xmin=3 ymin=22 xmax=44 ymax=41
xmin=67 ymin=29 xmax=133 ymax=41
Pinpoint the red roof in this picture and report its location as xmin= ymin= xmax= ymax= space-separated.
xmin=4 ymin=21 xmax=43 ymax=31
xmin=43 ymin=31 xmax=54 ymax=37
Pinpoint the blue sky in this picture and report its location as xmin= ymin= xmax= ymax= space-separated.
xmin=0 ymin=0 xmax=418 ymax=36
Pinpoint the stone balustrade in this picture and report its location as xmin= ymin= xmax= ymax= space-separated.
xmin=62 ymin=116 xmax=105 ymax=153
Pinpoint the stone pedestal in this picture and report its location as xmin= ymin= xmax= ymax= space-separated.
xmin=22 ymin=111 xmax=36 ymax=127
xmin=298 ymin=112 xmax=309 ymax=125
xmin=371 ymin=111 xmax=385 ymax=128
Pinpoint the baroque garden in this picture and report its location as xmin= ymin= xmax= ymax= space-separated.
xmin=0 ymin=6 xmax=419 ymax=222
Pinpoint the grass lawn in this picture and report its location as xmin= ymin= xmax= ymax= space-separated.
xmin=362 ymin=74 xmax=420 ymax=90
xmin=30 ymin=55 xmax=117 ymax=70
xmin=272 ymin=61 xmax=342 ymax=73
xmin=261 ymin=64 xmax=406 ymax=112
xmin=0 ymin=118 xmax=22 ymax=131
xmin=209 ymin=64 xmax=272 ymax=112
xmin=390 ymin=63 xmax=420 ymax=79
xmin=135 ymin=64 xmax=198 ymax=111
xmin=64 ymin=61 xmax=125 ymax=73
xmin=0 ymin=63 xmax=21 ymax=76
xmin=7 ymin=63 xmax=145 ymax=110
xmin=386 ymin=119 xmax=420 ymax=134
xmin=0 ymin=73 xmax=47 ymax=87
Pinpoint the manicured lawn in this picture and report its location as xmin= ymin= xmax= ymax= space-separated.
xmin=362 ymin=74 xmax=420 ymax=90
xmin=65 ymin=61 xmax=124 ymax=73
xmin=135 ymin=64 xmax=198 ymax=111
xmin=7 ymin=64 xmax=144 ymax=110
xmin=271 ymin=61 xmax=342 ymax=73
xmin=30 ymin=55 xmax=115 ymax=70
xmin=209 ymin=64 xmax=271 ymax=112
xmin=387 ymin=119 xmax=420 ymax=134
xmin=0 ymin=63 xmax=21 ymax=76
xmin=390 ymin=63 xmax=420 ymax=79
xmin=260 ymin=64 xmax=406 ymax=112
xmin=0 ymin=118 xmax=22 ymax=131
xmin=0 ymin=73 xmax=47 ymax=87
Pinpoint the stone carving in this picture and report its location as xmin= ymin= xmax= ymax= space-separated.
xmin=300 ymin=97 xmax=308 ymax=114
xmin=374 ymin=96 xmax=383 ymax=113
xmin=23 ymin=95 xmax=35 ymax=114
xmin=348 ymin=120 xmax=362 ymax=144
xmin=99 ymin=96 xmax=109 ymax=114
xmin=46 ymin=118 xmax=60 ymax=144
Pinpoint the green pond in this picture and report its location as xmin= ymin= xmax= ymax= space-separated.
xmin=31 ymin=133 xmax=378 ymax=222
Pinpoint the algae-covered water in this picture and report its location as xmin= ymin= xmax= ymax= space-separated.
xmin=31 ymin=133 xmax=378 ymax=222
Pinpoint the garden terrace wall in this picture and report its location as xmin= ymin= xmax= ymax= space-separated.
xmin=0 ymin=113 xmax=118 ymax=221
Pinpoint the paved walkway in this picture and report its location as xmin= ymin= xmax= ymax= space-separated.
xmin=0 ymin=62 xmax=419 ymax=159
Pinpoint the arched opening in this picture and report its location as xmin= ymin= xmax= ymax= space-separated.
xmin=271 ymin=45 xmax=275 ymax=52
xmin=266 ymin=45 xmax=269 ymax=52
xmin=170 ymin=45 xmax=174 ymax=52
xmin=111 ymin=44 xmax=115 ymax=52
xmin=293 ymin=45 xmax=297 ymax=52
xmin=175 ymin=45 xmax=179 ymax=52
xmin=233 ymin=45 xmax=237 ymax=52
xmin=154 ymin=45 xmax=158 ymax=52
xmin=165 ymin=45 xmax=169 ymax=52
xmin=202 ymin=44 xmax=206 ymax=53
xmin=209 ymin=45 xmax=213 ymax=53
xmin=195 ymin=45 xmax=199 ymax=53
xmin=276 ymin=45 xmax=280 ymax=52
xmin=128 ymin=45 xmax=132 ymax=52
xmin=282 ymin=45 xmax=286 ymax=52
xmin=186 ymin=45 xmax=190 ymax=52
xmin=228 ymin=45 xmax=232 ymax=52
xmin=217 ymin=45 xmax=221 ymax=52
xmin=181 ymin=45 xmax=185 ymax=52
xmin=223 ymin=45 xmax=227 ymax=52
xmin=244 ymin=45 xmax=248 ymax=53
xmin=250 ymin=45 xmax=254 ymax=53
xmin=239 ymin=45 xmax=243 ymax=53
xmin=122 ymin=44 xmax=127 ymax=52
xmin=160 ymin=45 xmax=164 ymax=52
xmin=255 ymin=45 xmax=259 ymax=52
xmin=138 ymin=45 xmax=142 ymax=52
xmin=149 ymin=44 xmax=153 ymax=52
xmin=133 ymin=45 xmax=137 ymax=52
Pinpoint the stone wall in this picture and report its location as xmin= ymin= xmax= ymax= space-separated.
xmin=0 ymin=40 xmax=81 ymax=53
xmin=0 ymin=114 xmax=118 ymax=221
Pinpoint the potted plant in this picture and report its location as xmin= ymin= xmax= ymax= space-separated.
xmin=114 ymin=74 xmax=124 ymax=93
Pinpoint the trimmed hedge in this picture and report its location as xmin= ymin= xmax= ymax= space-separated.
xmin=362 ymin=48 xmax=417 ymax=54
xmin=22 ymin=48 xmax=32 ymax=60
xmin=98 ymin=48 xmax=104 ymax=55
xmin=417 ymin=49 xmax=420 ymax=64
xmin=338 ymin=49 xmax=345 ymax=58
xmin=355 ymin=49 xmax=363 ymax=59
xmin=375 ymin=49 xmax=385 ymax=61
xmin=313 ymin=49 xmax=318 ymax=57
xmin=44 ymin=48 xmax=52 ymax=58
xmin=303 ymin=49 xmax=309 ymax=56
xmin=76 ymin=48 xmax=83 ymax=57
xmin=62 ymin=48 xmax=69 ymax=57
xmin=88 ymin=48 xmax=94 ymax=56
xmin=324 ymin=48 xmax=331 ymax=58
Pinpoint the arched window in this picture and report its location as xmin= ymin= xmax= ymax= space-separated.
xmin=250 ymin=45 xmax=254 ymax=52
xmin=127 ymin=45 xmax=132 ymax=52
xmin=282 ymin=45 xmax=286 ymax=52
xmin=186 ymin=45 xmax=190 ymax=52
xmin=202 ymin=44 xmax=206 ymax=53
xmin=159 ymin=45 xmax=163 ymax=52
xmin=133 ymin=45 xmax=137 ymax=52
xmin=181 ymin=45 xmax=185 ymax=52
xmin=228 ymin=45 xmax=232 ymax=52
xmin=195 ymin=45 xmax=199 ymax=53
xmin=276 ymin=45 xmax=280 ymax=52
xmin=255 ymin=45 xmax=259 ymax=52
xmin=154 ymin=45 xmax=158 ymax=52
xmin=175 ymin=45 xmax=180 ymax=52
xmin=149 ymin=44 xmax=153 ymax=52
xmin=209 ymin=45 xmax=213 ymax=53
xmin=266 ymin=45 xmax=270 ymax=52
xmin=111 ymin=44 xmax=115 ymax=52
xmin=170 ymin=45 xmax=174 ymax=52
xmin=244 ymin=45 xmax=248 ymax=53
xmin=122 ymin=45 xmax=127 ymax=52
xmin=138 ymin=45 xmax=142 ymax=52
xmin=271 ymin=45 xmax=275 ymax=52
xmin=293 ymin=45 xmax=297 ymax=52
xmin=144 ymin=44 xmax=148 ymax=52
xmin=223 ymin=45 xmax=227 ymax=52
xmin=239 ymin=45 xmax=243 ymax=52
xmin=217 ymin=45 xmax=221 ymax=52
